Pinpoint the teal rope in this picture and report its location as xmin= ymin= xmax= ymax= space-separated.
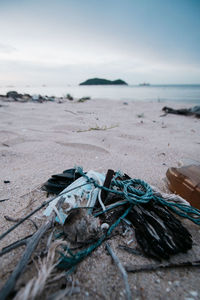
xmin=57 ymin=167 xmax=200 ymax=271
xmin=57 ymin=206 xmax=132 ymax=270
xmin=76 ymin=167 xmax=200 ymax=225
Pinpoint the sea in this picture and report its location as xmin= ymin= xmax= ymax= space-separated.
xmin=0 ymin=84 xmax=200 ymax=104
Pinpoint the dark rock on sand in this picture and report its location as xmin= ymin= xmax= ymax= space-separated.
xmin=6 ymin=91 xmax=23 ymax=100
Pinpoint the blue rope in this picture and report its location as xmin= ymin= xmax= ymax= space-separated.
xmin=57 ymin=167 xmax=200 ymax=271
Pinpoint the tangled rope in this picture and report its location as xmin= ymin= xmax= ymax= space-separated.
xmin=76 ymin=167 xmax=200 ymax=224
xmin=57 ymin=167 xmax=200 ymax=271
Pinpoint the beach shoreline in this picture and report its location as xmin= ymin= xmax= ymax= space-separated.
xmin=1 ymin=84 xmax=200 ymax=103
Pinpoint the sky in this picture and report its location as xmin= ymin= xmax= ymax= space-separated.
xmin=0 ymin=0 xmax=200 ymax=85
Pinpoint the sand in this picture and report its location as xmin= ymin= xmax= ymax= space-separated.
xmin=0 ymin=97 xmax=200 ymax=299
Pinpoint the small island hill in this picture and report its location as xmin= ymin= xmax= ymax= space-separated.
xmin=79 ymin=78 xmax=128 ymax=85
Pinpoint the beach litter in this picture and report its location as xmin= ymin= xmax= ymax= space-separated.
xmin=77 ymin=96 xmax=91 ymax=103
xmin=1 ymin=166 xmax=200 ymax=299
xmin=166 ymin=163 xmax=200 ymax=209
xmin=66 ymin=93 xmax=74 ymax=101
xmin=162 ymin=105 xmax=200 ymax=117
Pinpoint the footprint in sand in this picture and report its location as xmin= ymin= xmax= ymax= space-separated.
xmin=56 ymin=142 xmax=109 ymax=154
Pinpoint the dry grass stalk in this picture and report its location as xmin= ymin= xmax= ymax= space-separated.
xmin=14 ymin=240 xmax=66 ymax=300
xmin=77 ymin=124 xmax=118 ymax=132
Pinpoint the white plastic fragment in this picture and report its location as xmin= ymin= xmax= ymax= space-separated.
xmin=43 ymin=170 xmax=105 ymax=224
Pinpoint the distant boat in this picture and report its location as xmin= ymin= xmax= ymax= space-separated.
xmin=139 ymin=83 xmax=150 ymax=86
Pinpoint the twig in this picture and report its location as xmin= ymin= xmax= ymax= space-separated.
xmin=0 ymin=196 xmax=65 ymax=300
xmin=77 ymin=124 xmax=118 ymax=133
xmin=46 ymin=230 xmax=54 ymax=251
xmin=4 ymin=215 xmax=38 ymax=230
xmin=125 ymin=260 xmax=200 ymax=273
xmin=118 ymin=245 xmax=144 ymax=257
xmin=0 ymin=235 xmax=32 ymax=257
xmin=0 ymin=182 xmax=89 ymax=242
xmin=106 ymin=243 xmax=132 ymax=300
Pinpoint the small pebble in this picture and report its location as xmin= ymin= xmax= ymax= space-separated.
xmin=4 ymin=180 xmax=10 ymax=184
xmin=168 ymin=281 xmax=172 ymax=285
xmin=166 ymin=288 xmax=170 ymax=293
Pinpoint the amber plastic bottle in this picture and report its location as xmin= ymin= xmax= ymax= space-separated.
xmin=166 ymin=164 xmax=200 ymax=209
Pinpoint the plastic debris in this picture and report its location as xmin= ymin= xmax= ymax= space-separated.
xmin=162 ymin=106 xmax=200 ymax=117
xmin=43 ymin=170 xmax=105 ymax=224
xmin=43 ymin=167 xmax=195 ymax=261
xmin=166 ymin=163 xmax=200 ymax=209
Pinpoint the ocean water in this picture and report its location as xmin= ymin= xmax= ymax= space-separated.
xmin=0 ymin=84 xmax=200 ymax=104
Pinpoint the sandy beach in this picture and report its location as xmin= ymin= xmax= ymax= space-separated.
xmin=0 ymin=97 xmax=200 ymax=299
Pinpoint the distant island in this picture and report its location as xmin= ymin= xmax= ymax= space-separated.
xmin=79 ymin=78 xmax=128 ymax=85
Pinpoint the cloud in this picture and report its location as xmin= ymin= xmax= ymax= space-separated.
xmin=0 ymin=43 xmax=17 ymax=53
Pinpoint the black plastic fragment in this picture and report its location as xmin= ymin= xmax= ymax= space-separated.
xmin=127 ymin=201 xmax=192 ymax=260
xmin=42 ymin=168 xmax=83 ymax=195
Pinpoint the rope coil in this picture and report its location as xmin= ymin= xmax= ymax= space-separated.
xmin=76 ymin=167 xmax=200 ymax=224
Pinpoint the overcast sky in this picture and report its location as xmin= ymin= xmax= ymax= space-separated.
xmin=0 ymin=0 xmax=200 ymax=85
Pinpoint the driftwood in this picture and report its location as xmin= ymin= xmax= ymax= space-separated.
xmin=162 ymin=106 xmax=200 ymax=118
xmin=0 ymin=197 xmax=65 ymax=300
